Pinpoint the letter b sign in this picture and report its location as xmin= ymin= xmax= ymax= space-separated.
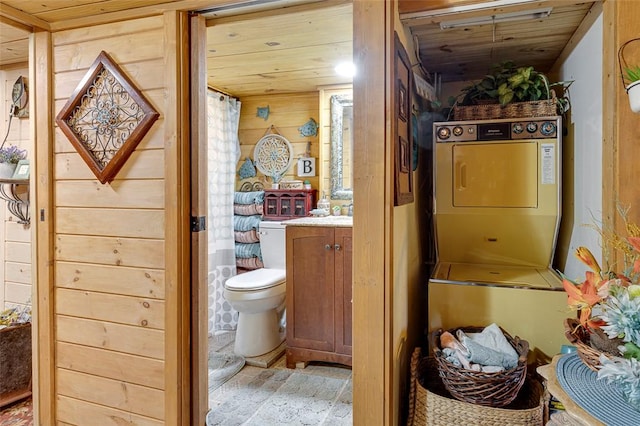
xmin=297 ymin=157 xmax=316 ymax=177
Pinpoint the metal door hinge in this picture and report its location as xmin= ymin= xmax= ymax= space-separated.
xmin=191 ymin=216 xmax=206 ymax=232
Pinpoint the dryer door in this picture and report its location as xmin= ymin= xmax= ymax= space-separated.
xmin=452 ymin=141 xmax=538 ymax=208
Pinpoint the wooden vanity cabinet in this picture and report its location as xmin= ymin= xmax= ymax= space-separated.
xmin=285 ymin=225 xmax=352 ymax=368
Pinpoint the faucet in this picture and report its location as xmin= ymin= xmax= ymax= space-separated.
xmin=346 ymin=203 xmax=353 ymax=217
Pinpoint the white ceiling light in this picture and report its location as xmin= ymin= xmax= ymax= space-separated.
xmin=335 ymin=62 xmax=356 ymax=78
xmin=439 ymin=7 xmax=552 ymax=29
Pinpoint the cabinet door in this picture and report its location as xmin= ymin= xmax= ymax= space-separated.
xmin=334 ymin=227 xmax=352 ymax=355
xmin=279 ymin=197 xmax=292 ymax=217
xmin=286 ymin=226 xmax=335 ymax=352
xmin=293 ymin=197 xmax=307 ymax=217
xmin=264 ymin=194 xmax=279 ymax=218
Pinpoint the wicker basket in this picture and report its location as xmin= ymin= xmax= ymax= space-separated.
xmin=430 ymin=327 xmax=529 ymax=407
xmin=0 ymin=323 xmax=32 ymax=407
xmin=408 ymin=348 xmax=546 ymax=426
xmin=453 ymin=94 xmax=558 ymax=121
xmin=563 ymin=318 xmax=619 ymax=372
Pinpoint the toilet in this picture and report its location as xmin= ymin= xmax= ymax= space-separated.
xmin=224 ymin=220 xmax=287 ymax=357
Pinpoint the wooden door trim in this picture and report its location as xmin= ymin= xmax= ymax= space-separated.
xmin=33 ymin=27 xmax=55 ymax=426
xmin=163 ymin=10 xmax=192 ymax=425
xmin=352 ymin=0 xmax=393 ymax=424
xmin=189 ymin=12 xmax=209 ymax=426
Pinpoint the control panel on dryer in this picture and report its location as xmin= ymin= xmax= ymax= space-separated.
xmin=510 ymin=119 xmax=558 ymax=139
xmin=435 ymin=118 xmax=559 ymax=142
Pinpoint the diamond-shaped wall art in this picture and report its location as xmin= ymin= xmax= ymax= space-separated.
xmin=56 ymin=51 xmax=159 ymax=184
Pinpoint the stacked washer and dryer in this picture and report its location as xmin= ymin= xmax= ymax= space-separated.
xmin=428 ymin=116 xmax=568 ymax=362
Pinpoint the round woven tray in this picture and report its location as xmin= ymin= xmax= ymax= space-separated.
xmin=563 ymin=318 xmax=619 ymax=372
xmin=430 ymin=327 xmax=529 ymax=408
xmin=408 ymin=348 xmax=546 ymax=426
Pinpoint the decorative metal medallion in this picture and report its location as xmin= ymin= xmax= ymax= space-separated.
xmin=298 ymin=117 xmax=318 ymax=137
xmin=253 ymin=129 xmax=293 ymax=183
xmin=238 ymin=157 xmax=257 ymax=179
xmin=256 ymin=105 xmax=270 ymax=121
xmin=55 ymin=51 xmax=159 ymax=184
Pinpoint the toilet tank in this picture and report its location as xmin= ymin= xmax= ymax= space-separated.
xmin=258 ymin=221 xmax=287 ymax=269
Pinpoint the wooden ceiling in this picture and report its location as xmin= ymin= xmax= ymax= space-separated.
xmin=204 ymin=1 xmax=353 ymax=97
xmin=400 ymin=0 xmax=598 ymax=83
xmin=0 ymin=18 xmax=30 ymax=67
xmin=1 ymin=0 xmax=599 ymax=94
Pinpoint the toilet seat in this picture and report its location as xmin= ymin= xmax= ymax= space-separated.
xmin=225 ymin=268 xmax=285 ymax=291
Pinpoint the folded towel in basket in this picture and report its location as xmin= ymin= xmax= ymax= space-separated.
xmin=456 ymin=323 xmax=519 ymax=370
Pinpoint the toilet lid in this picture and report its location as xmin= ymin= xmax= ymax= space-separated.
xmin=225 ymin=268 xmax=286 ymax=291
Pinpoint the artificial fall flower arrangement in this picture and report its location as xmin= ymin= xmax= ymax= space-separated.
xmin=562 ymin=207 xmax=640 ymax=408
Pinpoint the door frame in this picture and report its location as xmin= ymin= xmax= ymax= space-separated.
xmin=33 ymin=27 xmax=55 ymax=425
xmin=189 ymin=13 xmax=209 ymax=426
xmin=187 ymin=1 xmax=393 ymax=424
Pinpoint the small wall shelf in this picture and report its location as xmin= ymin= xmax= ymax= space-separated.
xmin=0 ymin=178 xmax=29 ymax=225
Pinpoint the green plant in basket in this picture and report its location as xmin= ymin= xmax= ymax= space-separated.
xmin=456 ymin=61 xmax=572 ymax=115
xmin=497 ymin=65 xmax=550 ymax=106
xmin=458 ymin=60 xmax=517 ymax=105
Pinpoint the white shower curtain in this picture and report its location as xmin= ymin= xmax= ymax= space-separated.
xmin=207 ymin=89 xmax=241 ymax=334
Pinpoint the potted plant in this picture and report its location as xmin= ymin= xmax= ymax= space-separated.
xmin=457 ymin=61 xmax=519 ymax=106
xmin=453 ymin=61 xmax=572 ymax=119
xmin=0 ymin=144 xmax=27 ymax=178
xmin=624 ymin=65 xmax=640 ymax=113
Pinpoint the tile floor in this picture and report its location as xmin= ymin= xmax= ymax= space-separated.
xmin=208 ymin=333 xmax=353 ymax=426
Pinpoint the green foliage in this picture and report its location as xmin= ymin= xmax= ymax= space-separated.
xmin=455 ymin=61 xmax=572 ymax=114
xmin=625 ymin=65 xmax=640 ymax=83
xmin=624 ymin=342 xmax=640 ymax=360
xmin=498 ymin=66 xmax=550 ymax=106
xmin=459 ymin=61 xmax=518 ymax=106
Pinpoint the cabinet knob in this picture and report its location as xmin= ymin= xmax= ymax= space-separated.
xmin=334 ymin=244 xmax=341 ymax=251
xmin=325 ymin=244 xmax=332 ymax=250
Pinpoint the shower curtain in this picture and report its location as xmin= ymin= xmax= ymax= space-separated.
xmin=207 ymin=89 xmax=241 ymax=334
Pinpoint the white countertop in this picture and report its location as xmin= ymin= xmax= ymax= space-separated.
xmin=284 ymin=215 xmax=353 ymax=227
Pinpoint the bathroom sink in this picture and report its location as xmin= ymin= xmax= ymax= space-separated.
xmin=284 ymin=215 xmax=353 ymax=227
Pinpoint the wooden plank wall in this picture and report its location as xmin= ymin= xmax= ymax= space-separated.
xmin=51 ymin=15 xmax=168 ymax=425
xmin=0 ymin=64 xmax=31 ymax=311
xmin=602 ymin=0 xmax=640 ymax=268
xmin=235 ymin=92 xmax=320 ymax=192
xmin=614 ymin=1 xmax=640 ymax=229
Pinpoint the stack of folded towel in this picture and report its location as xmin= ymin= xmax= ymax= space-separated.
xmin=440 ymin=323 xmax=519 ymax=373
xmin=233 ymin=191 xmax=265 ymax=271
